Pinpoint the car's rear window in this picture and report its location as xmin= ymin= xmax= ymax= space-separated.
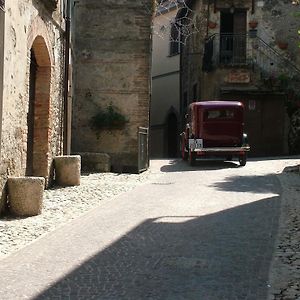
xmin=205 ymin=109 xmax=235 ymax=120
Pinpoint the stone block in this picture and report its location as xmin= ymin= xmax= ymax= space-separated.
xmin=54 ymin=155 xmax=81 ymax=186
xmin=7 ymin=177 xmax=45 ymax=217
xmin=78 ymin=152 xmax=111 ymax=173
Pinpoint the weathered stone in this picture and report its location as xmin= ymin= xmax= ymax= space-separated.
xmin=71 ymin=0 xmax=152 ymax=172
xmin=54 ymin=155 xmax=81 ymax=186
xmin=77 ymin=152 xmax=111 ymax=173
xmin=0 ymin=1 xmax=65 ymax=213
xmin=7 ymin=177 xmax=45 ymax=217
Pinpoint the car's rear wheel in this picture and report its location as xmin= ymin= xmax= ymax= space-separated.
xmin=239 ymin=154 xmax=247 ymax=166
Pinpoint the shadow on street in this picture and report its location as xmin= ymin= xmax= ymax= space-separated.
xmin=34 ymin=196 xmax=280 ymax=300
xmin=210 ymin=174 xmax=281 ymax=194
xmin=160 ymin=159 xmax=239 ymax=172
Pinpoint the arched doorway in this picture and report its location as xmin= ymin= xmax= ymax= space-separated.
xmin=26 ymin=36 xmax=51 ymax=178
xmin=166 ymin=113 xmax=178 ymax=158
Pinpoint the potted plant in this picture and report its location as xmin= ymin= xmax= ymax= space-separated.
xmin=90 ymin=103 xmax=129 ymax=133
xmin=208 ymin=21 xmax=217 ymax=29
xmin=248 ymin=20 xmax=258 ymax=29
xmin=277 ymin=41 xmax=288 ymax=50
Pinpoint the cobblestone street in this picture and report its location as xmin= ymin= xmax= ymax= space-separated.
xmin=0 ymin=157 xmax=299 ymax=300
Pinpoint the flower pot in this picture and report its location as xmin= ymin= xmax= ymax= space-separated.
xmin=249 ymin=21 xmax=258 ymax=29
xmin=208 ymin=21 xmax=217 ymax=29
xmin=277 ymin=41 xmax=288 ymax=50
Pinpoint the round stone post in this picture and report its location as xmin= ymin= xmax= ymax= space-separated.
xmin=54 ymin=155 xmax=81 ymax=186
xmin=7 ymin=177 xmax=45 ymax=217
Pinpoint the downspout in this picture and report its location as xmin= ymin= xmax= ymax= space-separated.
xmin=0 ymin=2 xmax=5 ymax=157
xmin=63 ymin=0 xmax=71 ymax=155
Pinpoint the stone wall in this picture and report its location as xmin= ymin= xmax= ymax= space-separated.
xmin=180 ymin=0 xmax=300 ymax=156
xmin=181 ymin=0 xmax=300 ymax=102
xmin=71 ymin=0 xmax=153 ymax=172
xmin=0 ymin=0 xmax=65 ymax=213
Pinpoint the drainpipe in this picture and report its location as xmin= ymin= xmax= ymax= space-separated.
xmin=63 ymin=0 xmax=71 ymax=155
xmin=0 ymin=2 xmax=5 ymax=157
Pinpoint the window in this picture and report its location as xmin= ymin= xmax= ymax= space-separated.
xmin=205 ymin=109 xmax=235 ymax=120
xmin=0 ymin=0 xmax=4 ymax=10
xmin=169 ymin=22 xmax=180 ymax=56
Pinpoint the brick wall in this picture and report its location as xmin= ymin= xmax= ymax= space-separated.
xmin=71 ymin=0 xmax=152 ymax=172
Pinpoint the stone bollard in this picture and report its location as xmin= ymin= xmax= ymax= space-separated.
xmin=54 ymin=155 xmax=81 ymax=186
xmin=7 ymin=177 xmax=45 ymax=217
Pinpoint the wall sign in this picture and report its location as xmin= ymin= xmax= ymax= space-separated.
xmin=226 ymin=69 xmax=251 ymax=84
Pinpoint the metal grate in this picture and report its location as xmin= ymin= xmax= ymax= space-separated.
xmin=138 ymin=127 xmax=149 ymax=173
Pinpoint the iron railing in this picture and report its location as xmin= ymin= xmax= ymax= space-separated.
xmin=203 ymin=33 xmax=300 ymax=79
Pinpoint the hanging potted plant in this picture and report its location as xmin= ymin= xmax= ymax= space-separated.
xmin=208 ymin=21 xmax=217 ymax=29
xmin=90 ymin=103 xmax=129 ymax=135
xmin=248 ymin=20 xmax=258 ymax=29
xmin=277 ymin=41 xmax=288 ymax=50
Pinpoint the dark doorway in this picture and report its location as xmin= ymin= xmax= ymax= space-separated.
xmin=220 ymin=10 xmax=247 ymax=64
xmin=166 ymin=113 xmax=178 ymax=158
xmin=27 ymin=36 xmax=51 ymax=179
xmin=26 ymin=49 xmax=37 ymax=175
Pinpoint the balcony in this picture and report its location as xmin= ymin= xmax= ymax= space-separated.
xmin=202 ymin=33 xmax=300 ymax=80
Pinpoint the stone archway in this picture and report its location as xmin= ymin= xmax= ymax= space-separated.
xmin=26 ymin=36 xmax=51 ymax=178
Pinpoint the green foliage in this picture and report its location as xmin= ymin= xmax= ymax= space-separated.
xmin=90 ymin=104 xmax=129 ymax=131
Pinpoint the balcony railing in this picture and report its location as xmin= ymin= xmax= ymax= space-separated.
xmin=203 ymin=33 xmax=300 ymax=79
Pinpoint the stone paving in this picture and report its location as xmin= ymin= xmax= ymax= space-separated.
xmin=0 ymin=170 xmax=158 ymax=258
xmin=267 ymin=168 xmax=300 ymax=300
xmin=0 ymin=158 xmax=299 ymax=300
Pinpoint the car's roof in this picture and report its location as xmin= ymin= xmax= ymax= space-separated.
xmin=190 ymin=101 xmax=243 ymax=108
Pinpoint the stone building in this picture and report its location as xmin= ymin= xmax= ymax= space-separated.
xmin=150 ymin=1 xmax=182 ymax=158
xmin=71 ymin=0 xmax=153 ymax=173
xmin=0 ymin=0 xmax=67 ymax=212
xmin=180 ymin=0 xmax=300 ymax=156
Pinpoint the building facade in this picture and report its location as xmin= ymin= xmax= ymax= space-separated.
xmin=0 ymin=0 xmax=67 ymax=212
xmin=150 ymin=1 xmax=181 ymax=158
xmin=180 ymin=0 xmax=300 ymax=156
xmin=71 ymin=0 xmax=153 ymax=172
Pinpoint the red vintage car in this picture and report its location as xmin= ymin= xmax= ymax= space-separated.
xmin=180 ymin=101 xmax=250 ymax=166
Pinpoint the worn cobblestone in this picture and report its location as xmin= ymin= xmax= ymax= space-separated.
xmin=0 ymin=170 xmax=158 ymax=258
xmin=0 ymin=158 xmax=299 ymax=300
xmin=267 ymin=168 xmax=300 ymax=300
